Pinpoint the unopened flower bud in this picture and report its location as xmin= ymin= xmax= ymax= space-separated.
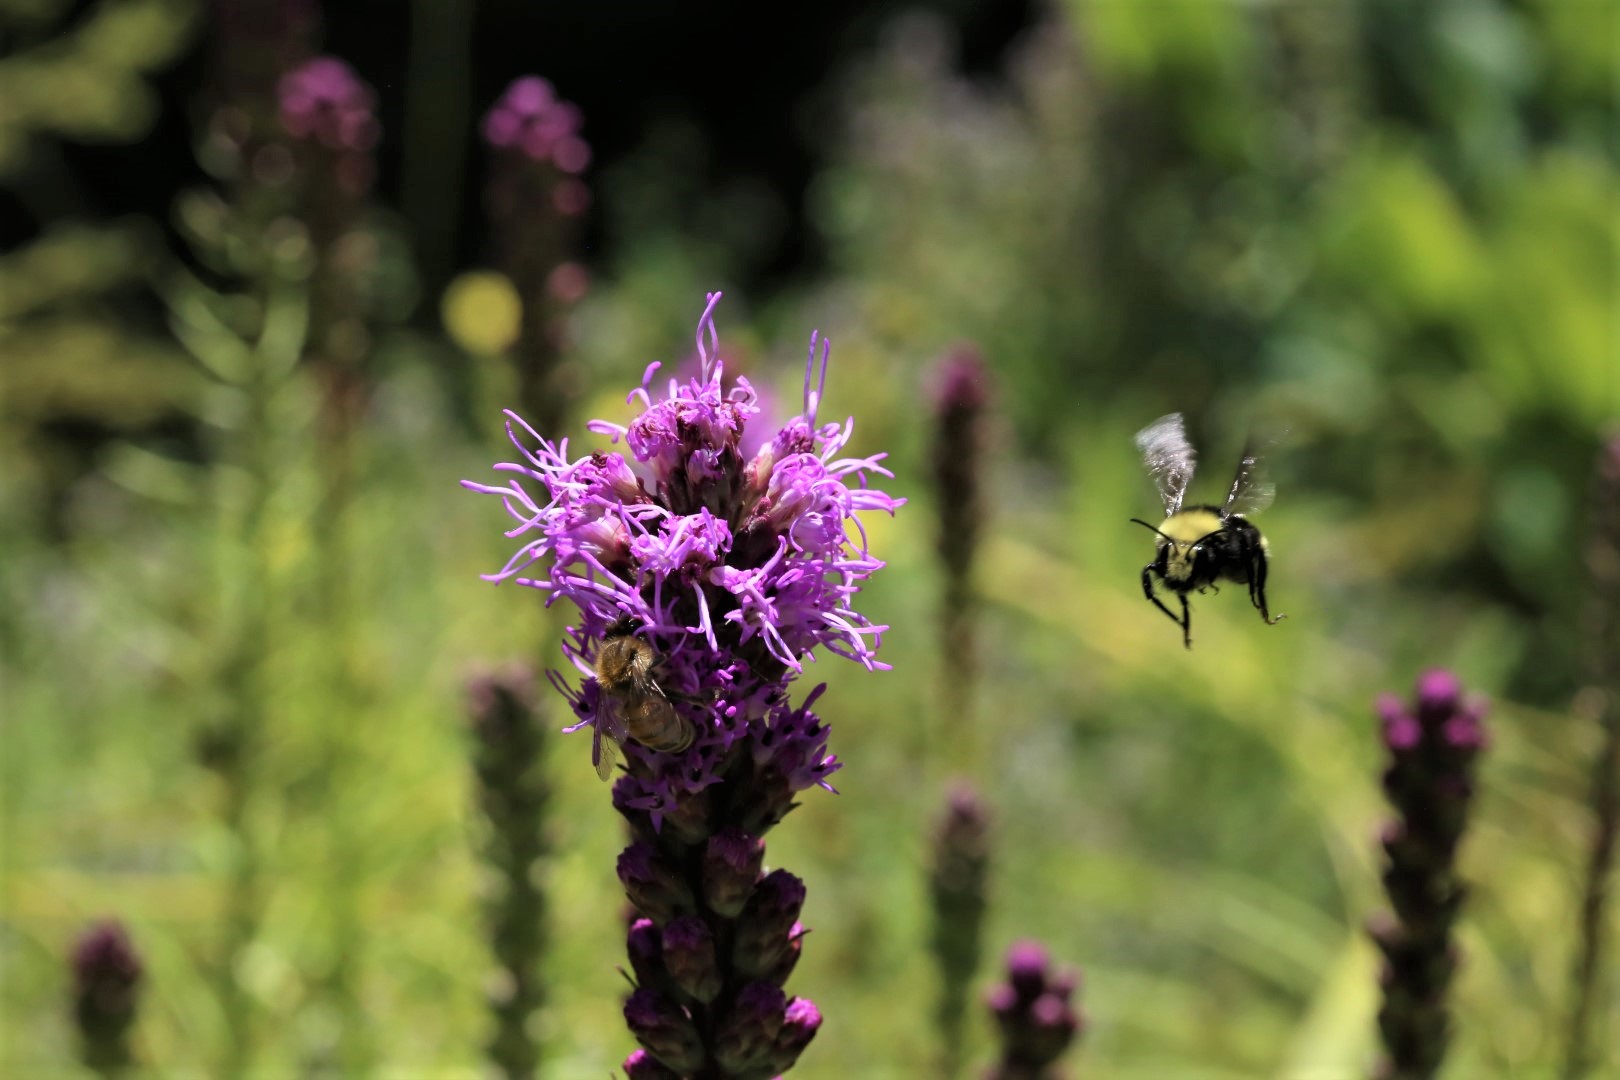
xmin=623 ymin=988 xmax=704 ymax=1074
xmin=733 ymin=869 xmax=806 ymax=978
xmin=626 ymin=918 xmax=668 ymax=992
xmin=713 ymin=980 xmax=786 ymax=1073
xmin=622 ymin=1048 xmax=681 ymax=1079
xmin=661 ymin=915 xmax=722 ymax=1004
xmin=763 ymin=995 xmax=823 ymax=1074
xmin=702 ymin=828 xmax=765 ymax=917
xmin=618 ymin=841 xmax=693 ymax=924
xmin=661 ymin=783 xmax=715 ymax=845
xmin=762 ymin=922 xmax=806 ymax=986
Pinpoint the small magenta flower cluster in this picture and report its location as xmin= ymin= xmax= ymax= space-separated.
xmin=466 ymin=293 xmax=900 ymax=1075
xmin=277 ymin=57 xmax=379 ymax=196
xmin=279 ymin=57 xmax=380 ymax=155
xmin=985 ymin=940 xmax=1083 ymax=1080
xmin=71 ymin=920 xmax=143 ymax=1073
xmin=1370 ymin=670 xmax=1489 ymax=1080
xmin=481 ymin=76 xmax=593 ymax=429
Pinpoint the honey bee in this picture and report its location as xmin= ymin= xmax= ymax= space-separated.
xmin=590 ymin=617 xmax=696 ymax=780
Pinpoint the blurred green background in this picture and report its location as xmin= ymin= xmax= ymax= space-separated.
xmin=3 ymin=0 xmax=1617 ymax=1076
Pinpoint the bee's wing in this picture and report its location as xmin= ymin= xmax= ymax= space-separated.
xmin=1134 ymin=413 xmax=1197 ymax=516
xmin=1222 ymin=434 xmax=1278 ymax=518
xmin=593 ymin=695 xmax=630 ymax=782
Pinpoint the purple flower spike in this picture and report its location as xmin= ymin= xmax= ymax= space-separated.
xmin=480 ymin=75 xmax=594 ymax=435
xmin=466 ymin=663 xmax=551 ymax=1077
xmin=71 ymin=920 xmax=143 ymax=1073
xmin=929 ymin=344 xmax=992 ymax=699
xmin=1370 ymin=670 xmax=1490 ymax=1080
xmin=929 ymin=783 xmax=991 ymax=1074
xmin=986 ymin=940 xmax=1083 ymax=1080
xmin=466 ymin=294 xmax=897 ymax=1074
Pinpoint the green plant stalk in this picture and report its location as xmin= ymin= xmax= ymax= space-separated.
xmin=469 ymin=669 xmax=550 ymax=1077
xmin=1563 ymin=436 xmax=1620 ymax=1080
xmin=1565 ymin=704 xmax=1619 ymax=1079
xmin=316 ymin=429 xmax=374 ymax=1073
xmin=305 ymin=263 xmax=376 ymax=1073
xmin=212 ymin=319 xmax=275 ymax=1077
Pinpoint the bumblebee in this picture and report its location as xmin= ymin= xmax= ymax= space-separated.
xmin=590 ymin=617 xmax=696 ymax=780
xmin=1131 ymin=413 xmax=1285 ymax=650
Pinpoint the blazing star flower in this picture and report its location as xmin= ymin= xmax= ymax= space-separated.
xmin=986 ymin=940 xmax=1083 ymax=1080
xmin=71 ymin=920 xmax=143 ymax=1073
xmin=464 ymin=292 xmax=899 ymax=812
xmin=278 ymin=57 xmax=379 ymax=155
xmin=480 ymin=75 xmax=592 ymax=434
xmin=1370 ymin=670 xmax=1489 ymax=1080
xmin=465 ymin=292 xmax=900 ymax=1076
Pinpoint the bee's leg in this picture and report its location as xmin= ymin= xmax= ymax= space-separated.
xmin=1142 ymin=567 xmax=1182 ymax=630
xmin=1179 ymin=593 xmax=1193 ymax=650
xmin=1248 ymin=550 xmax=1286 ymax=625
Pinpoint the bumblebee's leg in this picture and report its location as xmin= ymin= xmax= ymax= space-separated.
xmin=1178 ymin=593 xmax=1193 ymax=650
xmin=1248 ymin=549 xmax=1286 ymax=625
xmin=1141 ymin=567 xmax=1182 ymax=630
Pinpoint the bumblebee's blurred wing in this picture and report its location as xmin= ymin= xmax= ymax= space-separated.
xmin=1134 ymin=413 xmax=1198 ymax=516
xmin=593 ymin=696 xmax=630 ymax=782
xmin=1222 ymin=436 xmax=1277 ymax=517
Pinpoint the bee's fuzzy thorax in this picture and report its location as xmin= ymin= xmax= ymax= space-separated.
xmin=1157 ymin=507 xmax=1224 ymax=545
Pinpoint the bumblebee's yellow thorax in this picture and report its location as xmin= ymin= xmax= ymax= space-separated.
xmin=1158 ymin=509 xmax=1222 ymax=581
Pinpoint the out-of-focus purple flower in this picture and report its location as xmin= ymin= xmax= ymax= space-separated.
xmin=930 ymin=783 xmax=991 ymax=1076
xmin=279 ymin=57 xmax=379 ymax=153
xmin=985 ymin=940 xmax=1083 ymax=1080
xmin=466 ymin=663 xmax=550 ymax=1077
xmin=480 ymin=76 xmax=594 ymax=434
xmin=71 ymin=920 xmax=143 ymax=1073
xmin=929 ymin=344 xmax=991 ymax=701
xmin=275 ymin=56 xmax=378 ymax=201
xmin=465 ymin=293 xmax=900 ymax=1075
xmin=1370 ymin=670 xmax=1489 ymax=1080
xmin=484 ymin=76 xmax=592 ymax=173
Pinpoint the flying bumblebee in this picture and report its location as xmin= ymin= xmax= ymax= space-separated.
xmin=590 ymin=617 xmax=696 ymax=780
xmin=1131 ymin=413 xmax=1285 ymax=650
